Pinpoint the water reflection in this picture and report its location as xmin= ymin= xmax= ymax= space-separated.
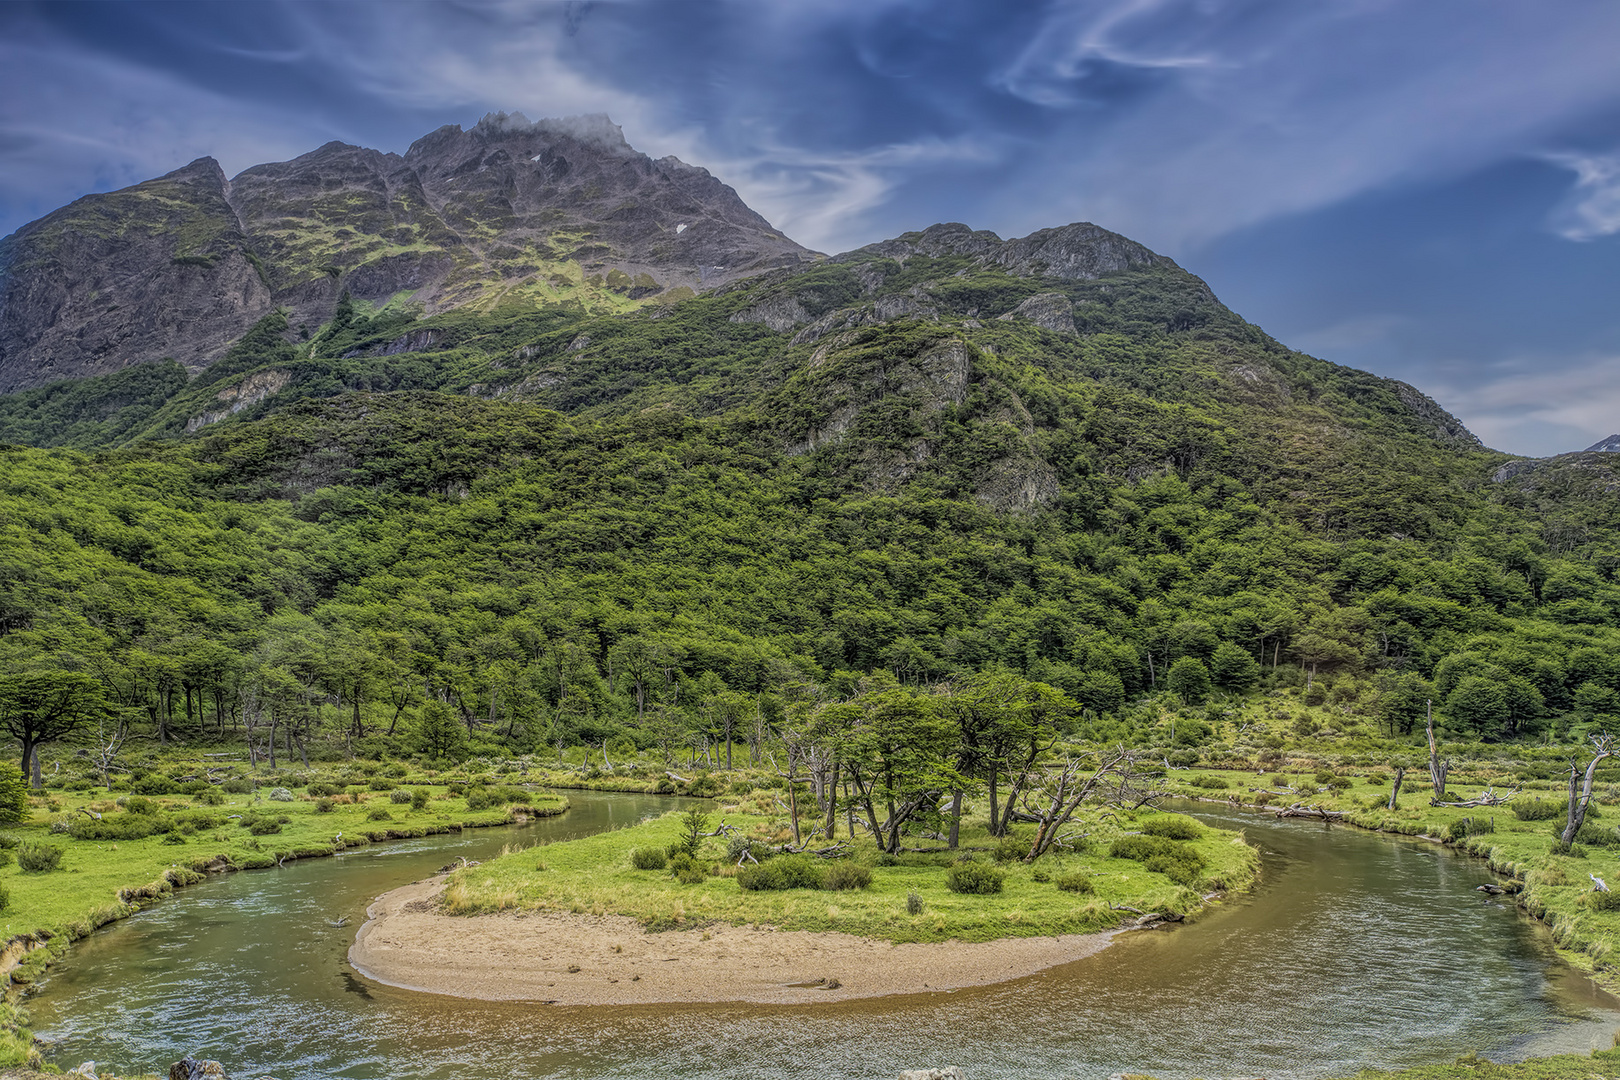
xmin=29 ymin=794 xmax=1620 ymax=1080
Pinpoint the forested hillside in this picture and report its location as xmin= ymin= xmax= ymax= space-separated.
xmin=4 ymin=212 xmax=1619 ymax=771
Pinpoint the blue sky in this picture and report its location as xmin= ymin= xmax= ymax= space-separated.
xmin=3 ymin=1 xmax=1619 ymax=456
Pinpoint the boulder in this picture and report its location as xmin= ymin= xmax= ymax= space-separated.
xmin=170 ymin=1059 xmax=228 ymax=1080
xmin=899 ymin=1070 xmax=965 ymax=1080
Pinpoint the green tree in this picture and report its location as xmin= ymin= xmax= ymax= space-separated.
xmin=416 ymin=701 xmax=469 ymax=760
xmin=1209 ymin=642 xmax=1260 ymax=691
xmin=0 ymin=761 xmax=28 ymax=823
xmin=0 ymin=670 xmax=111 ymax=785
xmin=1165 ymin=657 xmax=1212 ymax=705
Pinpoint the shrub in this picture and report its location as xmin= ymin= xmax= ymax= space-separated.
xmin=736 ymin=855 xmax=823 ymax=891
xmin=0 ymin=882 xmax=8 ymax=910
xmin=0 ymin=850 xmax=12 ymax=869
xmin=163 ymin=831 xmax=188 ymax=845
xmin=123 ymin=796 xmax=161 ymax=815
xmin=193 ymin=788 xmax=226 ymax=806
xmin=307 ymin=782 xmax=342 ymax=797
xmin=822 ymin=862 xmax=872 ymax=891
xmin=465 ymin=786 xmax=523 ymax=811
xmin=1186 ymin=774 xmax=1229 ymax=790
xmin=389 ymin=789 xmax=413 ymax=804
xmin=1056 ymin=873 xmax=1095 ymax=893
xmin=1562 ymin=821 xmax=1618 ymax=848
xmin=1446 ymin=817 xmax=1496 ymax=841
xmin=267 ymin=788 xmax=295 ymax=802
xmin=1140 ymin=815 xmax=1204 ymax=840
xmin=631 ymin=847 xmax=668 ymax=870
xmin=992 ymin=835 xmax=1031 ymax=863
xmin=1516 ymin=799 xmax=1569 ymax=822
xmin=1144 ymin=854 xmax=1202 ymax=886
xmin=369 ymin=778 xmax=396 ymax=791
xmin=367 ymin=807 xmax=394 ymax=822
xmin=17 ymin=841 xmax=63 ymax=872
xmin=1589 ymin=889 xmax=1620 ymax=912
xmin=131 ymin=775 xmax=179 ymax=796
xmin=668 ymin=852 xmax=707 ymax=884
xmin=411 ymin=788 xmax=431 ymax=810
xmin=220 ymin=778 xmax=253 ymax=794
xmin=70 ymin=812 xmax=172 ymax=841
xmin=0 ymin=834 xmax=18 ymax=849
xmin=241 ymin=812 xmax=287 ymax=835
xmin=945 ymin=860 xmax=1005 ymax=895
xmin=1111 ymin=834 xmax=1206 ymax=885
xmin=315 ymin=798 xmax=335 ymax=813
xmin=906 ymin=890 xmax=923 ymax=915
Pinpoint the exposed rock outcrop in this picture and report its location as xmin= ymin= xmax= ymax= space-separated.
xmin=996 ymin=291 xmax=1076 ymax=334
xmin=0 ymin=158 xmax=273 ymax=392
xmin=0 ymin=112 xmax=816 ymax=391
xmin=1389 ymin=380 xmax=1481 ymax=449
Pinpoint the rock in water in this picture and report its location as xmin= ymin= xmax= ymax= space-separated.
xmin=899 ymin=1070 xmax=965 ymax=1080
xmin=169 ymin=1058 xmax=229 ymax=1080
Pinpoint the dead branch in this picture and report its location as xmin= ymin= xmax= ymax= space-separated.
xmin=1430 ymin=786 xmax=1520 ymax=808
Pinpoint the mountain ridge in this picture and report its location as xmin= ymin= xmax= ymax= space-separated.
xmin=0 ymin=111 xmax=815 ymax=393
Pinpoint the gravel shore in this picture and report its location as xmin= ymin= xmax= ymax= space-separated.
xmin=349 ymin=876 xmax=1119 ymax=1005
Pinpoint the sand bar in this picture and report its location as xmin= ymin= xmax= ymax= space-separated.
xmin=349 ymin=876 xmax=1120 ymax=1005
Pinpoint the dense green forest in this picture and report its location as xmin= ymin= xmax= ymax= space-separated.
xmin=4 ymin=241 xmax=1620 ymax=776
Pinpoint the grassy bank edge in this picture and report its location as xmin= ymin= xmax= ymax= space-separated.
xmin=1161 ymin=769 xmax=1620 ymax=999
xmin=0 ymin=796 xmax=570 ymax=1069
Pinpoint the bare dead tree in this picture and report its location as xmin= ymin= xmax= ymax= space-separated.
xmin=1388 ymin=765 xmax=1405 ymax=811
xmin=1017 ymin=746 xmax=1164 ymax=861
xmin=89 ymin=712 xmax=133 ymax=791
xmin=1562 ymin=734 xmax=1616 ymax=847
xmin=1426 ymin=701 xmax=1448 ymax=799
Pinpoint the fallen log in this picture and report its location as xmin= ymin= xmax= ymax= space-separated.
xmin=1274 ymin=803 xmax=1349 ymax=821
xmin=1430 ymin=786 xmax=1520 ymax=808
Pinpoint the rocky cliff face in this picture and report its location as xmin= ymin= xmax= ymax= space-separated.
xmin=0 ymin=112 xmax=815 ymax=392
xmin=0 ymin=158 xmax=272 ymax=392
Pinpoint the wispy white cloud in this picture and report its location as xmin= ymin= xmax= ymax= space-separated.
xmin=1431 ymin=355 xmax=1620 ymax=456
xmin=985 ymin=1 xmax=1620 ymax=253
xmin=0 ymin=35 xmax=331 ymax=228
xmin=1545 ymin=151 xmax=1620 ymax=241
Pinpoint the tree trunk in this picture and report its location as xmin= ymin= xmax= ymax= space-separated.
xmin=987 ymin=769 xmax=1000 ymax=835
xmin=1426 ymin=701 xmax=1447 ymax=799
xmin=948 ymin=789 xmax=962 ymax=849
xmin=1388 ymin=766 xmax=1405 ymax=811
xmin=824 ymin=763 xmax=840 ymax=840
xmin=1562 ymin=738 xmax=1615 ymax=846
xmin=30 ymin=747 xmax=41 ymax=789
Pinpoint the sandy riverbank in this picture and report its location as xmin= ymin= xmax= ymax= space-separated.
xmin=349 ymin=876 xmax=1120 ymax=1005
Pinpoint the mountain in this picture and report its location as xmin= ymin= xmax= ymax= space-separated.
xmin=0 ymin=112 xmax=812 ymax=393
xmin=1587 ymin=435 xmax=1620 ymax=453
xmin=6 ymin=115 xmax=1620 ymax=753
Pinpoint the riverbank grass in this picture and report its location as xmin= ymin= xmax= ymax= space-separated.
xmin=443 ymin=801 xmax=1258 ymax=942
xmin=0 ymin=781 xmax=566 ymax=1066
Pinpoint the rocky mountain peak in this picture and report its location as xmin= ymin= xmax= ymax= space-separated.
xmin=836 ymin=220 xmax=1175 ymax=282
xmin=1585 ymin=434 xmax=1620 ymax=453
xmin=0 ymin=113 xmax=816 ymax=392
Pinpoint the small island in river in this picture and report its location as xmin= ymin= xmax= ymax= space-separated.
xmin=349 ymin=797 xmax=1259 ymax=1004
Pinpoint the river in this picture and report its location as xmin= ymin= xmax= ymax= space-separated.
xmin=26 ymin=793 xmax=1620 ymax=1080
